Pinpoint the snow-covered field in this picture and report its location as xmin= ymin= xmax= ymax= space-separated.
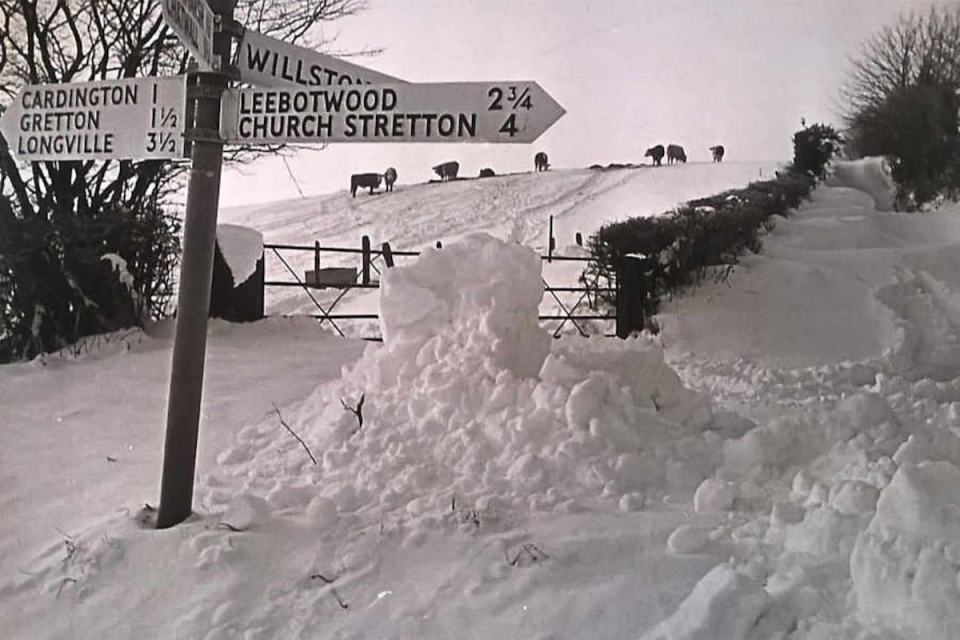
xmin=225 ymin=161 xmax=777 ymax=319
xmin=3 ymin=159 xmax=960 ymax=639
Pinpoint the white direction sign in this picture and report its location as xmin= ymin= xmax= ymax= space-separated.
xmin=220 ymin=82 xmax=565 ymax=144
xmin=238 ymin=30 xmax=404 ymax=88
xmin=161 ymin=0 xmax=219 ymax=70
xmin=0 ymin=76 xmax=186 ymax=161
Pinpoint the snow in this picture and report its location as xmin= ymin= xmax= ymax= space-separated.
xmin=639 ymin=564 xmax=770 ymax=640
xmin=825 ymin=156 xmax=896 ymax=212
xmin=4 ymin=160 xmax=960 ymax=638
xmin=693 ymin=478 xmax=736 ymax=513
xmin=100 ymin=253 xmax=136 ymax=295
xmin=850 ymin=461 xmax=960 ymax=638
xmin=216 ymin=224 xmax=264 ymax=287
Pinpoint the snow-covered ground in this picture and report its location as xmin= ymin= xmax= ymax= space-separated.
xmin=3 ymin=159 xmax=960 ymax=639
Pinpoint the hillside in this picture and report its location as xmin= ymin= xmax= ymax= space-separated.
xmin=222 ymin=161 xmax=778 ymax=317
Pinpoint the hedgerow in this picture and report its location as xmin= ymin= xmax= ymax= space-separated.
xmin=582 ymin=170 xmax=815 ymax=329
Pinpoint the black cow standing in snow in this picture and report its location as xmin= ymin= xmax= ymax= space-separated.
xmin=432 ymin=161 xmax=460 ymax=181
xmin=667 ymin=144 xmax=687 ymax=164
xmin=350 ymin=173 xmax=381 ymax=197
xmin=710 ymin=145 xmax=725 ymax=162
xmin=645 ymin=144 xmax=665 ymax=167
xmin=384 ymin=167 xmax=398 ymax=192
xmin=534 ymin=152 xmax=550 ymax=172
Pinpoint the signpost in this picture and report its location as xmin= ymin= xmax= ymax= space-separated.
xmin=237 ymin=29 xmax=404 ymax=88
xmin=220 ymin=81 xmax=565 ymax=144
xmin=0 ymin=77 xmax=186 ymax=161
xmin=1 ymin=0 xmax=565 ymax=528
xmin=161 ymin=0 xmax=220 ymax=71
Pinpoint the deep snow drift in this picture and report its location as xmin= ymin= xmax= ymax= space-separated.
xmin=3 ymin=159 xmax=960 ymax=638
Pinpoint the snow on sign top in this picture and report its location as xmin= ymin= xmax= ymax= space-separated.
xmin=238 ymin=30 xmax=404 ymax=88
xmin=219 ymin=82 xmax=566 ymax=144
xmin=0 ymin=76 xmax=187 ymax=161
xmin=161 ymin=0 xmax=219 ymax=71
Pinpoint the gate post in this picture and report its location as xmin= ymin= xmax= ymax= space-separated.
xmin=209 ymin=232 xmax=264 ymax=322
xmin=381 ymin=242 xmax=395 ymax=268
xmin=616 ymin=255 xmax=646 ymax=338
xmin=362 ymin=235 xmax=371 ymax=285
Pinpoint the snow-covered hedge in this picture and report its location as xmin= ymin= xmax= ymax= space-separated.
xmin=584 ymin=170 xmax=815 ymax=327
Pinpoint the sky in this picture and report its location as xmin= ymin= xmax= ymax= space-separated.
xmin=218 ymin=0 xmax=936 ymax=207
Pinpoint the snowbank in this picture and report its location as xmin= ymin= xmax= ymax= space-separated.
xmin=826 ymin=157 xmax=895 ymax=211
xmin=850 ymin=460 xmax=960 ymax=638
xmin=377 ymin=233 xmax=550 ymax=377
xmin=217 ymin=224 xmax=263 ymax=287
xmin=216 ymin=233 xmax=713 ymax=529
xmin=640 ymin=564 xmax=770 ymax=640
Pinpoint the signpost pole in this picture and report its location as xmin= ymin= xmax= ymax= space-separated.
xmin=157 ymin=0 xmax=235 ymax=529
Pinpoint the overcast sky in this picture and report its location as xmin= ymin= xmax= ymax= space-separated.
xmin=219 ymin=0 xmax=935 ymax=207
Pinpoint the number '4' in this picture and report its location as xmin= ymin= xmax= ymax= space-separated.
xmin=499 ymin=114 xmax=519 ymax=137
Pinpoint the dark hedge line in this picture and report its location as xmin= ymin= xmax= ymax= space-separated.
xmin=582 ymin=169 xmax=815 ymax=329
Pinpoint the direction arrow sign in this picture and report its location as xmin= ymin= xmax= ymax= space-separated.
xmin=237 ymin=29 xmax=404 ymax=88
xmin=220 ymin=81 xmax=565 ymax=144
xmin=0 ymin=76 xmax=186 ymax=161
xmin=161 ymin=0 xmax=219 ymax=70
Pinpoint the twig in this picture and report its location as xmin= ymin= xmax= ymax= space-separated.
xmin=55 ymin=577 xmax=78 ymax=598
xmin=340 ymin=393 xmax=365 ymax=434
xmin=507 ymin=543 xmax=550 ymax=566
xmin=310 ymin=573 xmax=349 ymax=609
xmin=271 ymin=403 xmax=318 ymax=465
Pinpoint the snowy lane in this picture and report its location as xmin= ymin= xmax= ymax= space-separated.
xmin=663 ymin=184 xmax=960 ymax=370
xmin=658 ymin=161 xmax=960 ymax=638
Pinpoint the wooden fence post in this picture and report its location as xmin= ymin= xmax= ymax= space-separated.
xmin=314 ymin=240 xmax=320 ymax=276
xmin=548 ymin=215 xmax=554 ymax=262
xmin=381 ymin=242 xmax=394 ymax=268
xmin=362 ymin=235 xmax=371 ymax=285
xmin=616 ymin=255 xmax=646 ymax=338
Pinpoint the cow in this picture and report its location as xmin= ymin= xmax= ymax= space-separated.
xmin=479 ymin=167 xmax=496 ymax=178
xmin=667 ymin=144 xmax=687 ymax=164
xmin=432 ymin=161 xmax=459 ymax=181
xmin=645 ymin=145 xmax=665 ymax=167
xmin=710 ymin=145 xmax=725 ymax=162
xmin=534 ymin=151 xmax=550 ymax=172
xmin=350 ymin=172 xmax=381 ymax=197
xmin=383 ymin=167 xmax=397 ymax=192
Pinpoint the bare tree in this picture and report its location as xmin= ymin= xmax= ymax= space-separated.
xmin=0 ymin=0 xmax=367 ymax=360
xmin=841 ymin=5 xmax=960 ymax=207
xmin=0 ymin=0 xmax=367 ymax=217
xmin=841 ymin=5 xmax=960 ymax=120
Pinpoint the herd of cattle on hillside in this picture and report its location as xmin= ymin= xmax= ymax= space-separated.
xmin=349 ymin=144 xmax=725 ymax=197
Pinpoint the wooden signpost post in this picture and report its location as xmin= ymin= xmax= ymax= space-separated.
xmin=2 ymin=0 xmax=565 ymax=528
xmin=154 ymin=0 xmax=236 ymax=529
